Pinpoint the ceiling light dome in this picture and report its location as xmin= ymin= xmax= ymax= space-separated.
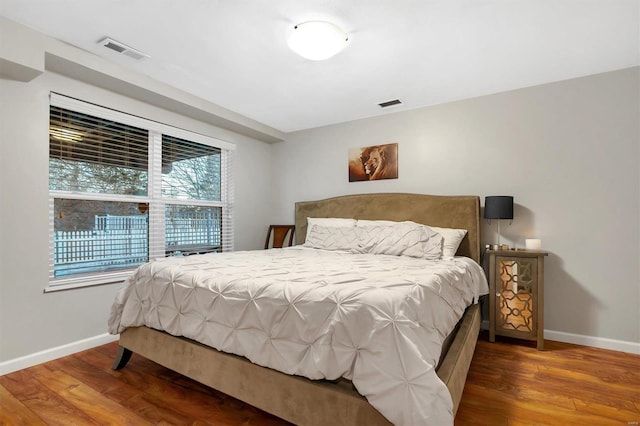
xmin=288 ymin=21 xmax=348 ymax=61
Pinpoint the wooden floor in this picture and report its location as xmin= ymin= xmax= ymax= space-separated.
xmin=1 ymin=333 xmax=638 ymax=425
xmin=455 ymin=333 xmax=640 ymax=425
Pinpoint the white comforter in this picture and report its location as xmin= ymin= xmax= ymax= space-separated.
xmin=108 ymin=247 xmax=488 ymax=425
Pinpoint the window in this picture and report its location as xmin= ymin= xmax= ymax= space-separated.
xmin=48 ymin=94 xmax=234 ymax=290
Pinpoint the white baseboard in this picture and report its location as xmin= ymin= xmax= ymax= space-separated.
xmin=480 ymin=320 xmax=639 ymax=354
xmin=0 ymin=333 xmax=119 ymax=376
xmin=544 ymin=329 xmax=640 ymax=355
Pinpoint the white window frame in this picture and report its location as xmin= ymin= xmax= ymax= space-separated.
xmin=46 ymin=93 xmax=235 ymax=292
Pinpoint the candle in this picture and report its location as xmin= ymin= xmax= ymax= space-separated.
xmin=525 ymin=239 xmax=541 ymax=250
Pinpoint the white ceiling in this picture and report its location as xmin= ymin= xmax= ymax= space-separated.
xmin=2 ymin=1 xmax=639 ymax=133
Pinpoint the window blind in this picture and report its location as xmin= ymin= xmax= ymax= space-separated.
xmin=49 ymin=106 xmax=149 ymax=195
xmin=48 ymin=93 xmax=235 ymax=289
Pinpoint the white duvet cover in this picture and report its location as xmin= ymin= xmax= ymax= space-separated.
xmin=108 ymin=247 xmax=488 ymax=425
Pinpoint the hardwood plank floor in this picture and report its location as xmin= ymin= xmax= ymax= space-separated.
xmin=1 ymin=333 xmax=638 ymax=425
xmin=455 ymin=332 xmax=640 ymax=426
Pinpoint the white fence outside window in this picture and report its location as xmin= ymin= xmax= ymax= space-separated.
xmin=53 ymin=212 xmax=221 ymax=277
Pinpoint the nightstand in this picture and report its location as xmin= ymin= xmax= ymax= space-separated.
xmin=487 ymin=249 xmax=548 ymax=350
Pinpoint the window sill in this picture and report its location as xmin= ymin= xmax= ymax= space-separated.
xmin=45 ymin=270 xmax=133 ymax=293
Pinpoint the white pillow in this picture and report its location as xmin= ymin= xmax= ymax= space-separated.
xmin=356 ymin=219 xmax=402 ymax=227
xmin=304 ymin=225 xmax=360 ymax=252
xmin=356 ymin=221 xmax=443 ymax=260
xmin=357 ymin=220 xmax=467 ymax=259
xmin=305 ymin=217 xmax=356 ymax=241
xmin=429 ymin=226 xmax=467 ymax=259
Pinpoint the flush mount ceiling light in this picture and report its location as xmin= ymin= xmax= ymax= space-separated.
xmin=288 ymin=21 xmax=348 ymax=61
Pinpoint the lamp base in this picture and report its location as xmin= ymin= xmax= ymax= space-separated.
xmin=490 ymin=244 xmax=510 ymax=250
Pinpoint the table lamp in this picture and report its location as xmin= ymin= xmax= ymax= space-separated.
xmin=484 ymin=196 xmax=514 ymax=249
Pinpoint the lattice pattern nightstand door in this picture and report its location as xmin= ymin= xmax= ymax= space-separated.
xmin=488 ymin=250 xmax=548 ymax=350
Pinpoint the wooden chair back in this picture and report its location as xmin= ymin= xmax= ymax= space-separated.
xmin=264 ymin=225 xmax=295 ymax=249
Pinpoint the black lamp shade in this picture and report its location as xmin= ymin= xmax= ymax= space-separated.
xmin=484 ymin=196 xmax=514 ymax=220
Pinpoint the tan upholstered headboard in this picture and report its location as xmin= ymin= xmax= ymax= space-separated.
xmin=295 ymin=193 xmax=481 ymax=263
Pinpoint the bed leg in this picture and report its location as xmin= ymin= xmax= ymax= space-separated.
xmin=112 ymin=345 xmax=133 ymax=370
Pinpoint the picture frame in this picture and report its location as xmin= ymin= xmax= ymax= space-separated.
xmin=348 ymin=143 xmax=398 ymax=182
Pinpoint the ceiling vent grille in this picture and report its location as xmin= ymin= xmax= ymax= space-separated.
xmin=99 ymin=37 xmax=149 ymax=60
xmin=378 ymin=99 xmax=403 ymax=108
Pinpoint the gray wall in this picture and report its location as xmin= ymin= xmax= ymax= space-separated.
xmin=271 ymin=68 xmax=640 ymax=346
xmin=0 ymin=71 xmax=272 ymax=361
xmin=0 ymin=54 xmax=637 ymax=363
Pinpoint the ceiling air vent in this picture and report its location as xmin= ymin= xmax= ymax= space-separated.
xmin=378 ymin=99 xmax=402 ymax=108
xmin=99 ymin=37 xmax=149 ymax=60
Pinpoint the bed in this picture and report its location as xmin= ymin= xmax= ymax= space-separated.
xmin=108 ymin=193 xmax=487 ymax=425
